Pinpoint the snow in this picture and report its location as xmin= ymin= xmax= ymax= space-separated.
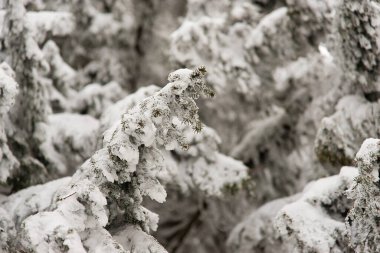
xmin=42 ymin=40 xmax=76 ymax=94
xmin=0 ymin=206 xmax=15 ymax=252
xmin=276 ymin=201 xmax=345 ymax=253
xmin=70 ymin=81 xmax=127 ymax=117
xmin=245 ymin=7 xmax=288 ymax=48
xmin=315 ymin=95 xmax=380 ymax=166
xmin=26 ymin=11 xmax=75 ymax=43
xmin=21 ymin=211 xmax=87 ymax=253
xmin=318 ymin=44 xmax=334 ymax=62
xmin=12 ymin=66 xmax=213 ymax=252
xmin=99 ymin=85 xmax=160 ymax=133
xmin=186 ymin=154 xmax=248 ymax=196
xmin=83 ymin=228 xmax=125 ymax=253
xmin=25 ymin=35 xmax=47 ymax=68
xmin=0 ymin=62 xmax=18 ymax=114
xmin=228 ymin=194 xmax=300 ymax=253
xmin=113 ymin=225 xmax=167 ymax=253
xmin=0 ymin=177 xmax=71 ymax=227
xmin=273 ymin=166 xmax=358 ymax=253
xmin=3 ymin=0 xmax=378 ymax=252
xmin=346 ymin=138 xmax=380 ymax=252
xmin=139 ymin=176 xmax=167 ymax=203
xmin=340 ymin=166 xmax=360 ymax=180
xmin=36 ymin=113 xmax=100 ymax=174
xmin=0 ymin=62 xmax=19 ymax=182
xmin=300 ymin=166 xmax=357 ymax=205
xmin=355 ymin=138 xmax=380 ymax=167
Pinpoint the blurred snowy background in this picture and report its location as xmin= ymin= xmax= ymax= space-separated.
xmin=0 ymin=0 xmax=379 ymax=252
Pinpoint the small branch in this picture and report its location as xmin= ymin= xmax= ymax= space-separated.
xmin=59 ymin=191 xmax=76 ymax=200
xmin=171 ymin=208 xmax=201 ymax=253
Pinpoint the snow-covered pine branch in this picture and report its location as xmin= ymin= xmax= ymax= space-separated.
xmin=14 ymin=66 xmax=214 ymax=253
xmin=99 ymin=85 xmax=248 ymax=197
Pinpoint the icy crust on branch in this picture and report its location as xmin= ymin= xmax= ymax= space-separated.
xmin=17 ymin=67 xmax=213 ymax=253
xmin=273 ymin=166 xmax=358 ymax=253
xmin=315 ymin=96 xmax=380 ymax=166
xmin=346 ymin=138 xmax=380 ymax=253
xmin=0 ymin=62 xmax=19 ymax=182
xmin=99 ymin=86 xmax=248 ymax=197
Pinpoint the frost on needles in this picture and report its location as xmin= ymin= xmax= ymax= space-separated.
xmin=346 ymin=138 xmax=380 ymax=253
xmin=16 ymin=66 xmax=214 ymax=253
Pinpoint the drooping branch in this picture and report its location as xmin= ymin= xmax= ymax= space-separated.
xmin=17 ymin=66 xmax=214 ymax=253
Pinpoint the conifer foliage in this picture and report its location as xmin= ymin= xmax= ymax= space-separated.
xmin=1 ymin=0 xmax=380 ymax=252
xmin=4 ymin=66 xmax=215 ymax=252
